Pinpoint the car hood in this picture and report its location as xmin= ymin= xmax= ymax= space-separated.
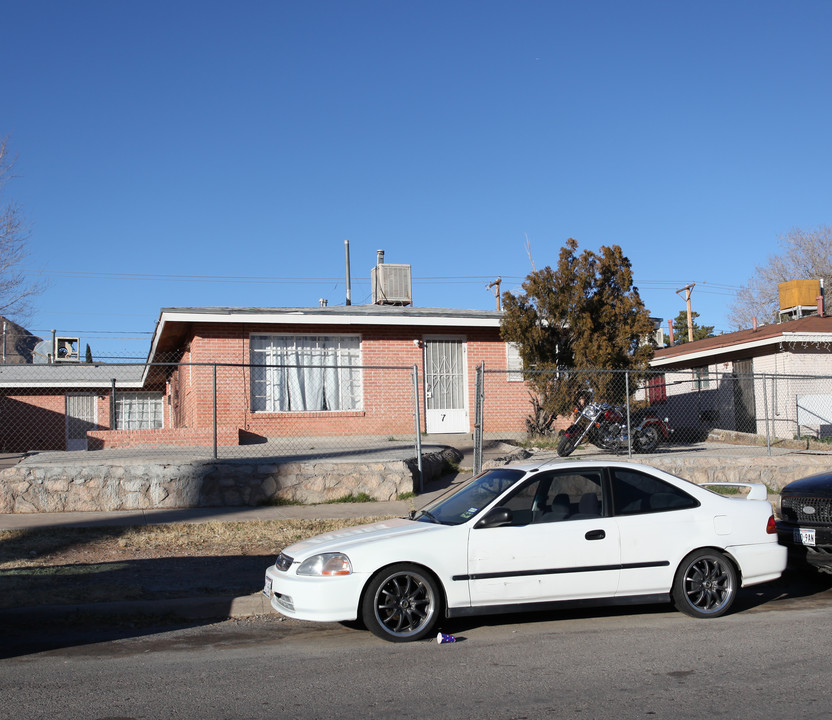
xmin=781 ymin=472 xmax=832 ymax=498
xmin=282 ymin=517 xmax=441 ymax=558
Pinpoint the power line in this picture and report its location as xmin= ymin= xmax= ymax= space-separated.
xmin=27 ymin=267 xmax=743 ymax=292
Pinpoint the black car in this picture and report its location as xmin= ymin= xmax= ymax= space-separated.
xmin=777 ymin=471 xmax=832 ymax=573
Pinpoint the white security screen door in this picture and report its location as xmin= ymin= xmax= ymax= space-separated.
xmin=424 ymin=337 xmax=469 ymax=434
xmin=66 ymin=393 xmax=98 ymax=451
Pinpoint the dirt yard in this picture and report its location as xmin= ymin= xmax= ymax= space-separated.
xmin=0 ymin=517 xmax=391 ymax=609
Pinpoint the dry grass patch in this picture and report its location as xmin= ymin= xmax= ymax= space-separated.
xmin=0 ymin=517 xmax=393 ymax=569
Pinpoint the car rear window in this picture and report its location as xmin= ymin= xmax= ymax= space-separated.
xmin=612 ymin=468 xmax=698 ymax=515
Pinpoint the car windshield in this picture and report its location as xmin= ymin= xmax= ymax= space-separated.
xmin=414 ymin=468 xmax=526 ymax=525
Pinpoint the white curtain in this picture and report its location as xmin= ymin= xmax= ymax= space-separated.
xmin=252 ymin=335 xmax=360 ymax=412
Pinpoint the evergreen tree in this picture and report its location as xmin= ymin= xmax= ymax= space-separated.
xmin=671 ymin=310 xmax=715 ymax=344
xmin=501 ymin=238 xmax=654 ymax=434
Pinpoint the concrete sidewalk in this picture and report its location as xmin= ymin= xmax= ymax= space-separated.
xmin=0 ymin=496 xmax=430 ymax=531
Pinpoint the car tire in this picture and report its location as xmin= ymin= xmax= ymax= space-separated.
xmin=361 ymin=564 xmax=441 ymax=642
xmin=672 ymin=549 xmax=737 ymax=618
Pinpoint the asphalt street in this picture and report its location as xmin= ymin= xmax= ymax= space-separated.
xmin=4 ymin=581 xmax=832 ymax=720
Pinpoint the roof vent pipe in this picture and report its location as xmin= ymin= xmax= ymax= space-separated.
xmin=377 ymin=249 xmax=385 ymax=265
xmin=344 ymin=239 xmax=352 ymax=306
xmin=319 ymin=298 xmax=328 ymax=307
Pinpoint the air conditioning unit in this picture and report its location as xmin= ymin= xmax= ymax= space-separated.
xmin=54 ymin=336 xmax=80 ymax=362
xmin=372 ymin=264 xmax=412 ymax=306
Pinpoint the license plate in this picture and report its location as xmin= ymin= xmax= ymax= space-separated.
xmin=795 ymin=528 xmax=816 ymax=546
xmin=263 ymin=576 xmax=273 ymax=597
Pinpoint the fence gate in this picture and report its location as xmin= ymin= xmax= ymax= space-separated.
xmin=66 ymin=393 xmax=97 ymax=451
xmin=424 ymin=337 xmax=468 ymax=433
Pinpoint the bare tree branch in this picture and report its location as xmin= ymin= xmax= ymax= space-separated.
xmin=524 ymin=233 xmax=536 ymax=272
xmin=728 ymin=226 xmax=832 ymax=329
xmin=0 ymin=136 xmax=42 ymax=322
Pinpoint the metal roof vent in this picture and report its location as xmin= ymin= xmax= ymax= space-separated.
xmin=371 ymin=252 xmax=412 ymax=306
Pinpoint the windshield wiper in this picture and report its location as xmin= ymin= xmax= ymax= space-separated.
xmin=415 ymin=509 xmax=441 ymax=524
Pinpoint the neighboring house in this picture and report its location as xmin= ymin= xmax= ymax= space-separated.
xmin=0 ymin=363 xmax=149 ymax=452
xmin=0 ymin=305 xmax=532 ymax=452
xmin=0 ymin=316 xmax=41 ymax=364
xmin=648 ymin=315 xmax=832 ymax=440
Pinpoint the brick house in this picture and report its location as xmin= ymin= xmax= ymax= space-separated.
xmin=0 ymin=363 xmax=148 ymax=452
xmin=0 ymin=305 xmax=533 ymax=452
xmin=648 ymin=315 xmax=832 ymax=439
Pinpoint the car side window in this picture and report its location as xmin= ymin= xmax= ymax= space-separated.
xmin=500 ymin=470 xmax=604 ymax=525
xmin=612 ymin=468 xmax=698 ymax=515
xmin=500 ymin=477 xmax=546 ymax=526
xmin=539 ymin=471 xmax=604 ymax=521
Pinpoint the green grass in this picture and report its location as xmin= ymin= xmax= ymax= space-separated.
xmin=707 ymin=485 xmax=741 ymax=496
xmin=445 ymin=459 xmax=461 ymax=473
xmin=258 ymin=496 xmax=303 ymax=507
xmin=396 ymin=491 xmax=416 ymax=501
xmin=323 ymin=492 xmax=376 ymax=504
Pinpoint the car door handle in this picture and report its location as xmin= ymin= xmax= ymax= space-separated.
xmin=585 ymin=529 xmax=606 ymax=541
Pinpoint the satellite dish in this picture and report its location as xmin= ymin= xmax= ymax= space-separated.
xmin=32 ymin=340 xmax=52 ymax=364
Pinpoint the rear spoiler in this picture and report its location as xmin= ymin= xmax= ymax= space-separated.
xmin=701 ymin=482 xmax=768 ymax=501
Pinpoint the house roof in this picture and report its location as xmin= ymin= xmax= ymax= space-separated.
xmin=156 ymin=304 xmax=504 ymax=325
xmin=0 ymin=362 xmax=146 ymax=389
xmin=651 ymin=315 xmax=832 ymax=368
xmin=147 ymin=305 xmax=505 ymax=361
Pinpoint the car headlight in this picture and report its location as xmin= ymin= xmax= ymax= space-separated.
xmin=296 ymin=553 xmax=352 ymax=576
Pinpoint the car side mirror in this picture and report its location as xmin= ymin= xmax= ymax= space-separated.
xmin=475 ymin=506 xmax=514 ymax=529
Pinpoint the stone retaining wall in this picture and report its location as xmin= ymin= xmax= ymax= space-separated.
xmin=0 ymin=448 xmax=463 ymax=514
xmin=2 ymin=446 xmax=829 ymax=514
xmin=648 ymin=454 xmax=832 ymax=493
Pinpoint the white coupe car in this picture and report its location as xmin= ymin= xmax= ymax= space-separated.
xmin=263 ymin=460 xmax=787 ymax=642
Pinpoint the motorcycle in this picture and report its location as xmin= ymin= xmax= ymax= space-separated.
xmin=556 ymin=400 xmax=671 ymax=457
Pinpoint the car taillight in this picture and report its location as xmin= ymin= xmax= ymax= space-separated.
xmin=766 ymin=515 xmax=777 ymax=534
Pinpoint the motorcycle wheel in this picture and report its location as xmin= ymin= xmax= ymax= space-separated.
xmin=634 ymin=425 xmax=660 ymax=453
xmin=557 ymin=436 xmax=577 ymax=457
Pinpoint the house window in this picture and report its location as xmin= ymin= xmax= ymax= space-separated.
xmin=693 ymin=367 xmax=710 ymax=390
xmin=506 ymin=342 xmax=523 ymax=382
xmin=115 ymin=392 xmax=164 ymax=430
xmin=250 ymin=334 xmax=362 ymax=412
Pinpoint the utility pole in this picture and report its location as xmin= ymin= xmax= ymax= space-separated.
xmin=487 ymin=277 xmax=502 ymax=311
xmin=676 ymin=283 xmax=695 ymax=342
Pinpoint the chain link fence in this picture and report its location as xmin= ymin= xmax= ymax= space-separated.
xmin=4 ymin=359 xmax=832 ymax=473
xmin=473 ymin=365 xmax=832 ymax=473
xmin=0 ymin=360 xmax=425 ymax=468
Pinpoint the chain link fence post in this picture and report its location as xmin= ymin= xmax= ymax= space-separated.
xmin=212 ymin=363 xmax=218 ymax=460
xmin=473 ymin=362 xmax=484 ymax=475
xmin=625 ymin=370 xmax=632 ymax=458
xmin=411 ymin=364 xmax=423 ymax=493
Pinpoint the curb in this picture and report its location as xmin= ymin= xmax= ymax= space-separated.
xmin=0 ymin=592 xmax=270 ymax=625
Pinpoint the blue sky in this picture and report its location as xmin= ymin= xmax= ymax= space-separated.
xmin=3 ymin=1 xmax=831 ymax=359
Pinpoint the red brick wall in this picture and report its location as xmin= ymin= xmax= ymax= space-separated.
xmin=88 ymin=425 xmax=238 ymax=450
xmin=0 ymin=321 xmax=539 ymax=452
xmin=0 ymin=390 xmax=114 ymax=452
xmin=171 ymin=321 xmax=532 ymax=438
